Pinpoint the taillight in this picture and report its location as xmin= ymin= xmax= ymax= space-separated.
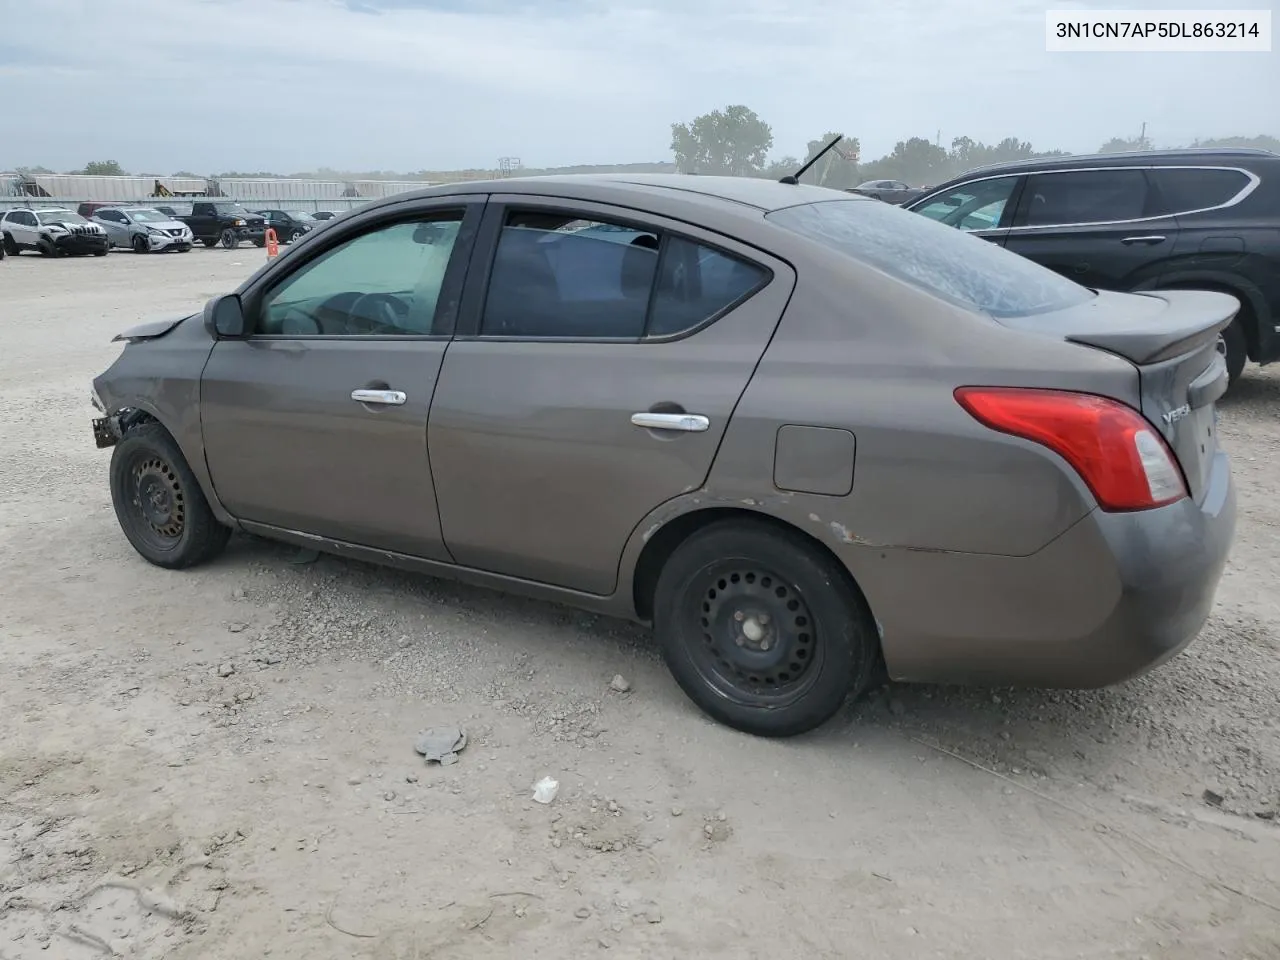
xmin=954 ymin=387 xmax=1187 ymax=511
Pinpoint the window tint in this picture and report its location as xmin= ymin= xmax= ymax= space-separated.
xmin=913 ymin=176 xmax=1019 ymax=231
xmin=481 ymin=213 xmax=659 ymax=339
xmin=258 ymin=215 xmax=463 ymax=336
xmin=767 ymin=199 xmax=1094 ymax=319
xmin=1017 ymin=169 xmax=1150 ymax=226
xmin=647 ymin=237 xmax=768 ymax=337
xmin=1149 ymin=167 xmax=1250 ymax=214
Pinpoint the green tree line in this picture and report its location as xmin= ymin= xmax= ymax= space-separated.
xmin=670 ymin=105 xmax=1280 ymax=187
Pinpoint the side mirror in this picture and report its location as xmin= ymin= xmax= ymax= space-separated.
xmin=204 ymin=293 xmax=247 ymax=339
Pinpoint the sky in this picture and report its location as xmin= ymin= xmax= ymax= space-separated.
xmin=0 ymin=0 xmax=1275 ymax=174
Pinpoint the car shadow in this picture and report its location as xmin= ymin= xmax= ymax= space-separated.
xmin=220 ymin=533 xmax=1194 ymax=796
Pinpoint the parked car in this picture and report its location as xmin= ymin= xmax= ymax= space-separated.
xmin=89 ymin=175 xmax=1235 ymax=737
xmin=93 ymin=206 xmax=194 ymax=253
xmin=254 ymin=209 xmax=318 ymax=243
xmin=847 ymin=180 xmax=925 ymax=205
xmin=312 ymin=211 xmax=338 ymax=221
xmin=2 ymin=207 xmax=109 ymax=257
xmin=904 ymin=148 xmax=1280 ymax=384
xmin=175 ymin=201 xmax=266 ymax=249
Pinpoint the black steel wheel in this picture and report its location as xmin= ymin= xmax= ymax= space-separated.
xmin=654 ymin=519 xmax=879 ymax=737
xmin=109 ymin=422 xmax=230 ymax=569
xmin=202 ymin=238 xmax=219 ymax=248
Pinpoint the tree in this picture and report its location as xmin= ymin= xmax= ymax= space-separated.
xmin=1098 ymin=136 xmax=1152 ymax=154
xmin=670 ymin=105 xmax=773 ymax=177
xmin=868 ymin=137 xmax=950 ymax=186
xmin=15 ymin=165 xmax=54 ymax=176
xmin=77 ymin=160 xmax=127 ymax=176
xmin=1191 ymin=134 xmax=1280 ymax=152
xmin=799 ymin=132 xmax=860 ymax=188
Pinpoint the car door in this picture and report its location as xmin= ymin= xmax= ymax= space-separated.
xmin=1003 ymin=167 xmax=1178 ymax=291
xmin=427 ymin=197 xmax=795 ymax=595
xmin=8 ymin=210 xmax=38 ymax=246
xmin=199 ymin=196 xmax=484 ymax=559
xmin=906 ymin=174 xmax=1024 ymax=247
xmin=99 ymin=210 xmax=129 ymax=246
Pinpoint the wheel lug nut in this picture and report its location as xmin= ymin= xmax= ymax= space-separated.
xmin=733 ymin=611 xmax=744 ymax=622
xmin=758 ymin=614 xmax=770 ymax=625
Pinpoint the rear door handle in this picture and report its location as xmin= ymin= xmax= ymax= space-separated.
xmin=1120 ymin=235 xmax=1166 ymax=245
xmin=351 ymin=389 xmax=406 ymax=406
xmin=631 ymin=412 xmax=710 ymax=433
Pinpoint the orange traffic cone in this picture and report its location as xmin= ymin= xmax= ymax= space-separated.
xmin=265 ymin=228 xmax=279 ymax=260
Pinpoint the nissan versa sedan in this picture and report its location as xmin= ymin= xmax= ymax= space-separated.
xmin=89 ymin=175 xmax=1236 ymax=737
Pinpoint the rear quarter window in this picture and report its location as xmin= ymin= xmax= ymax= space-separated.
xmin=766 ymin=199 xmax=1095 ymax=319
xmin=1148 ymin=167 xmax=1253 ymax=214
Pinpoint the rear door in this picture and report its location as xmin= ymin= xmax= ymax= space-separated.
xmin=907 ymin=174 xmax=1024 ymax=247
xmin=427 ymin=197 xmax=795 ymax=595
xmin=1004 ymin=167 xmax=1179 ymax=291
xmin=199 ymin=196 xmax=484 ymax=559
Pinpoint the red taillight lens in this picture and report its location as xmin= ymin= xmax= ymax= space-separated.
xmin=954 ymin=387 xmax=1188 ymax=512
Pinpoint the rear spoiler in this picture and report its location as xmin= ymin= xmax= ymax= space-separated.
xmin=1063 ymin=290 xmax=1239 ymax=365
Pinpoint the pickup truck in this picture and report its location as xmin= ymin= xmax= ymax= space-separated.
xmin=176 ymin=201 xmax=267 ymax=249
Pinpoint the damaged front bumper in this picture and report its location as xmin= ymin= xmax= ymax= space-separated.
xmin=91 ymin=415 xmax=120 ymax=448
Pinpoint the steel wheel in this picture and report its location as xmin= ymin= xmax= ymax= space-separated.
xmin=688 ymin=562 xmax=823 ymax=707
xmin=654 ymin=519 xmax=879 ymax=737
xmin=127 ymin=453 xmax=186 ymax=554
xmin=108 ymin=423 xmax=230 ymax=569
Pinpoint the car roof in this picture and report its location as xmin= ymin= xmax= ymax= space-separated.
xmin=954 ymin=147 xmax=1279 ymax=181
xmin=390 ymin=173 xmax=861 ymax=214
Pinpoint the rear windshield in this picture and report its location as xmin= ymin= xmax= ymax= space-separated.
xmin=766 ymin=199 xmax=1095 ymax=318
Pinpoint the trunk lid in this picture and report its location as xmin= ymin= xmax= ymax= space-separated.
xmin=1000 ymin=288 xmax=1237 ymax=503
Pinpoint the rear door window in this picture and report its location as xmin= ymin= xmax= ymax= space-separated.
xmin=646 ymin=237 xmax=769 ymax=337
xmin=1016 ymin=169 xmax=1153 ymax=226
xmin=767 ymin=198 xmax=1094 ymax=318
xmin=1148 ymin=167 xmax=1252 ymax=214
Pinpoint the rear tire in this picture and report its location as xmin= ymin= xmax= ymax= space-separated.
xmin=202 ymin=238 xmax=219 ymax=248
xmin=109 ymin=422 xmax=231 ymax=569
xmin=2 ymin=232 xmax=18 ymax=256
xmin=1222 ymin=315 xmax=1247 ymax=385
xmin=93 ymin=247 xmax=108 ymax=257
xmin=653 ymin=519 xmax=879 ymax=737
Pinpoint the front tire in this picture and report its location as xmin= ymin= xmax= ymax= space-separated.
xmin=653 ymin=519 xmax=879 ymax=737
xmin=109 ymin=422 xmax=231 ymax=569
xmin=202 ymin=238 xmax=219 ymax=248
xmin=132 ymin=235 xmax=149 ymax=254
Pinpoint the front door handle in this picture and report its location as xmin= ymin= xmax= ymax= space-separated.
xmin=630 ymin=412 xmax=710 ymax=433
xmin=351 ymin=388 xmax=406 ymax=406
xmin=1120 ymin=235 xmax=1166 ymax=245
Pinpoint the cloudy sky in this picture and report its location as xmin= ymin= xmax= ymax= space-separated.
xmin=0 ymin=0 xmax=1275 ymax=174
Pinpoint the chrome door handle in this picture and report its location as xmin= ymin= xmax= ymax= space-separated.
xmin=1120 ymin=235 xmax=1166 ymax=245
xmin=351 ymin=389 xmax=406 ymax=406
xmin=630 ymin=412 xmax=710 ymax=433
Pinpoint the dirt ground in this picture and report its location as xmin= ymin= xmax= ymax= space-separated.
xmin=1 ymin=249 xmax=1278 ymax=960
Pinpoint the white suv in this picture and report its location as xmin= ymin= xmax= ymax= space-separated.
xmin=1 ymin=208 xmax=109 ymax=257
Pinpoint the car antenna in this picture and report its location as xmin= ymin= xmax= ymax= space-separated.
xmin=779 ymin=135 xmax=843 ymax=185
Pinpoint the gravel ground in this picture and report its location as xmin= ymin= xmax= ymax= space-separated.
xmin=1 ymin=249 xmax=1278 ymax=960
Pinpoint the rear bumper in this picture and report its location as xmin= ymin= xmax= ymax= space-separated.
xmin=859 ymin=450 xmax=1236 ymax=688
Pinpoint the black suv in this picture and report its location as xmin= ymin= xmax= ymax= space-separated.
xmin=905 ymin=148 xmax=1280 ymax=383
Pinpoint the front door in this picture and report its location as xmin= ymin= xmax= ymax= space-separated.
xmin=200 ymin=199 xmax=482 ymax=559
xmin=907 ymin=173 xmax=1024 ymax=247
xmin=1003 ymin=167 xmax=1178 ymax=291
xmin=427 ymin=198 xmax=795 ymax=595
